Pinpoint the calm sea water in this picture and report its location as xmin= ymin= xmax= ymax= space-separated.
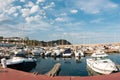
xmin=30 ymin=53 xmax=120 ymax=76
xmin=0 ymin=44 xmax=15 ymax=47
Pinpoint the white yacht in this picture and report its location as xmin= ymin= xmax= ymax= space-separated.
xmin=74 ymin=50 xmax=84 ymax=57
xmin=31 ymin=48 xmax=44 ymax=56
xmin=44 ymin=50 xmax=51 ymax=56
xmin=14 ymin=49 xmax=27 ymax=55
xmin=6 ymin=56 xmax=37 ymax=71
xmin=52 ymin=49 xmax=61 ymax=57
xmin=62 ymin=48 xmax=72 ymax=57
xmin=6 ymin=56 xmax=36 ymax=66
xmin=86 ymin=50 xmax=118 ymax=74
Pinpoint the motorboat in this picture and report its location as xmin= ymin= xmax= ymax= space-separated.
xmin=44 ymin=50 xmax=51 ymax=56
xmin=52 ymin=49 xmax=61 ymax=57
xmin=14 ymin=49 xmax=27 ymax=55
xmin=74 ymin=50 xmax=84 ymax=57
xmin=86 ymin=50 xmax=118 ymax=74
xmin=6 ymin=56 xmax=37 ymax=71
xmin=62 ymin=48 xmax=72 ymax=57
xmin=86 ymin=66 xmax=101 ymax=76
xmin=60 ymin=48 xmax=65 ymax=54
xmin=9 ymin=46 xmax=26 ymax=55
xmin=31 ymin=48 xmax=44 ymax=56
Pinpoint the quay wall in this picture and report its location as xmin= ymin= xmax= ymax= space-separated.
xmin=0 ymin=68 xmax=120 ymax=80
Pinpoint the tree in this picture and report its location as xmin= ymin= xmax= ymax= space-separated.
xmin=0 ymin=36 xmax=3 ymax=42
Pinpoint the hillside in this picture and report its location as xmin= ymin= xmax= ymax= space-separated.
xmin=25 ymin=39 xmax=71 ymax=47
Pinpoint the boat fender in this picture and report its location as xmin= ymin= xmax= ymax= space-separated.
xmin=1 ymin=58 xmax=7 ymax=68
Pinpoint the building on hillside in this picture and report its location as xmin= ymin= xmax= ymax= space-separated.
xmin=3 ymin=37 xmax=23 ymax=41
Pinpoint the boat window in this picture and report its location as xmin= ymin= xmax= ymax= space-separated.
xmin=103 ymin=61 xmax=108 ymax=63
xmin=100 ymin=56 xmax=108 ymax=59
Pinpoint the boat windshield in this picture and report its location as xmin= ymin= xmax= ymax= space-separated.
xmin=93 ymin=56 xmax=108 ymax=60
xmin=99 ymin=56 xmax=108 ymax=60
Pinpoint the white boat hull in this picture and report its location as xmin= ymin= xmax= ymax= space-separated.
xmin=62 ymin=53 xmax=72 ymax=57
xmin=86 ymin=59 xmax=118 ymax=74
xmin=6 ymin=57 xmax=36 ymax=65
xmin=74 ymin=50 xmax=84 ymax=57
xmin=6 ymin=57 xmax=36 ymax=71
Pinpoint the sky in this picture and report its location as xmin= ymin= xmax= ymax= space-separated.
xmin=0 ymin=0 xmax=120 ymax=44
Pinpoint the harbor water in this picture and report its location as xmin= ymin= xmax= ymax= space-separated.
xmin=29 ymin=53 xmax=120 ymax=76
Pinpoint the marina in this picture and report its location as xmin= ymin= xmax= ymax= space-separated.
xmin=1 ymin=0 xmax=120 ymax=80
xmin=1 ymin=43 xmax=120 ymax=76
xmin=1 ymin=42 xmax=120 ymax=80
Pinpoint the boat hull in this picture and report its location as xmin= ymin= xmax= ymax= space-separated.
xmin=7 ymin=62 xmax=36 ymax=72
xmin=86 ymin=59 xmax=117 ymax=74
xmin=62 ymin=53 xmax=72 ymax=57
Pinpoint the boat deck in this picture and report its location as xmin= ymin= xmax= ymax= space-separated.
xmin=0 ymin=68 xmax=120 ymax=80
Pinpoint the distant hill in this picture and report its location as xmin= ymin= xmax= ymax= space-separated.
xmin=40 ymin=39 xmax=71 ymax=47
xmin=25 ymin=39 xmax=71 ymax=47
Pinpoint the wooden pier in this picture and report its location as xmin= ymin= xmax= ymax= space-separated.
xmin=45 ymin=63 xmax=61 ymax=77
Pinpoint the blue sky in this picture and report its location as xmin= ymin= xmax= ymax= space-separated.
xmin=0 ymin=0 xmax=120 ymax=44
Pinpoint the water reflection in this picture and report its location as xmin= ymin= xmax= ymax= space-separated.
xmin=63 ymin=57 xmax=71 ymax=64
xmin=75 ymin=57 xmax=82 ymax=63
xmin=86 ymin=66 xmax=101 ymax=76
xmin=30 ymin=53 xmax=120 ymax=76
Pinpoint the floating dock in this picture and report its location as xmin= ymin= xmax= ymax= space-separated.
xmin=0 ymin=68 xmax=120 ymax=80
xmin=45 ymin=63 xmax=61 ymax=77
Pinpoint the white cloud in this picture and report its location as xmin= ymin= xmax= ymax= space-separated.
xmin=64 ymin=22 xmax=85 ymax=28
xmin=43 ymin=2 xmax=55 ymax=9
xmin=25 ymin=17 xmax=33 ymax=23
xmin=40 ymin=10 xmax=46 ymax=16
xmin=25 ymin=15 xmax=41 ymax=23
xmin=20 ymin=0 xmax=25 ymax=2
xmin=21 ymin=5 xmax=40 ymax=17
xmin=0 ymin=0 xmax=14 ymax=12
xmin=36 ymin=0 xmax=45 ymax=4
xmin=90 ymin=18 xmax=104 ymax=23
xmin=23 ymin=21 xmax=52 ymax=31
xmin=54 ymin=26 xmax=64 ymax=31
xmin=75 ymin=0 xmax=118 ymax=14
xmin=7 ymin=6 xmax=16 ymax=14
xmin=34 ymin=15 xmax=41 ymax=20
xmin=55 ymin=16 xmax=71 ymax=22
xmin=0 ymin=24 xmax=21 ymax=37
xmin=51 ymin=32 xmax=120 ymax=44
xmin=13 ymin=13 xmax=18 ymax=17
xmin=25 ymin=1 xmax=34 ymax=7
xmin=70 ymin=9 xmax=78 ymax=14
xmin=0 ymin=14 xmax=10 ymax=22
xmin=37 ymin=22 xmax=52 ymax=31
xmin=16 ymin=6 xmax=22 ymax=9
xmin=21 ymin=8 xmax=30 ymax=17
xmin=55 ymin=17 xmax=65 ymax=22
xmin=30 ymin=5 xmax=40 ymax=14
